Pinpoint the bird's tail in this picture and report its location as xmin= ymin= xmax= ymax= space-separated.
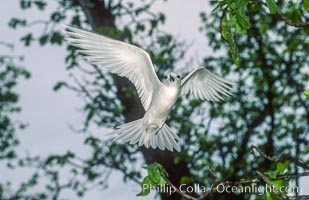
xmin=109 ymin=119 xmax=180 ymax=152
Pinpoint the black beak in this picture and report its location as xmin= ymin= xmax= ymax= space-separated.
xmin=169 ymin=75 xmax=175 ymax=82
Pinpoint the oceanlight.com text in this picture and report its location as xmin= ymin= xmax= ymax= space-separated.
xmin=137 ymin=183 xmax=302 ymax=196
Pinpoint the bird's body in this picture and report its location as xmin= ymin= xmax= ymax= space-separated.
xmin=65 ymin=26 xmax=234 ymax=152
xmin=143 ymin=80 xmax=180 ymax=133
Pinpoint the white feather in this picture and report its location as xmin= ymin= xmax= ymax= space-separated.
xmin=181 ymin=67 xmax=234 ymax=101
xmin=65 ymin=26 xmax=161 ymax=110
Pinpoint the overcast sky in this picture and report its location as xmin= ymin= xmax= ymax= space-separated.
xmin=0 ymin=0 xmax=308 ymax=199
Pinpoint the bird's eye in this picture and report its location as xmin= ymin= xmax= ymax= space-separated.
xmin=170 ymin=76 xmax=175 ymax=82
xmin=176 ymin=75 xmax=180 ymax=79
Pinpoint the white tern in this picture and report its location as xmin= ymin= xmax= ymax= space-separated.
xmin=65 ymin=26 xmax=234 ymax=152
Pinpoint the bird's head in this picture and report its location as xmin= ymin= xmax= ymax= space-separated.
xmin=166 ymin=72 xmax=181 ymax=85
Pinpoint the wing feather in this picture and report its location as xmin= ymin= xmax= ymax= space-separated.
xmin=65 ymin=26 xmax=161 ymax=110
xmin=181 ymin=68 xmax=234 ymax=101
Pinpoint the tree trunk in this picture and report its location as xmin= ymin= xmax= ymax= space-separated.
xmin=77 ymin=1 xmax=191 ymax=199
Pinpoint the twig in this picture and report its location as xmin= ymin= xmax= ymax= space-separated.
xmin=257 ymin=170 xmax=289 ymax=200
xmin=24 ymin=20 xmax=49 ymax=27
xmin=207 ymin=167 xmax=219 ymax=183
xmin=251 ymin=145 xmax=309 ymax=170
xmin=164 ymin=178 xmax=198 ymax=200
xmin=276 ymin=12 xmax=309 ymax=28
xmin=0 ymin=41 xmax=14 ymax=49
xmin=278 ymin=172 xmax=309 ymax=179
xmin=288 ymin=195 xmax=309 ymax=200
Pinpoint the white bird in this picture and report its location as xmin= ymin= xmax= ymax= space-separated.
xmin=65 ymin=26 xmax=234 ymax=152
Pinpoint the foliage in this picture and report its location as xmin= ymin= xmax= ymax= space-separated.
xmin=196 ymin=0 xmax=309 ymax=198
xmin=0 ymin=0 xmax=308 ymax=199
xmin=0 ymin=54 xmax=30 ymax=161
xmin=137 ymin=162 xmax=168 ymax=196
xmin=264 ymin=161 xmax=289 ymax=200
xmin=213 ymin=0 xmax=309 ymax=66
xmin=304 ymin=90 xmax=309 ymax=99
xmin=0 ymin=50 xmax=31 ymax=199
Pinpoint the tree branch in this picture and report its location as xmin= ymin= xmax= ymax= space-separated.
xmin=251 ymin=145 xmax=309 ymax=170
xmin=276 ymin=12 xmax=309 ymax=28
xmin=159 ymin=145 xmax=309 ymax=200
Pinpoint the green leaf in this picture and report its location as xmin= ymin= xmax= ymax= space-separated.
xmin=20 ymin=33 xmax=33 ymax=46
xmin=158 ymin=177 xmax=166 ymax=185
xmin=212 ymin=1 xmax=227 ymax=13
xmin=265 ymin=161 xmax=289 ymax=180
xmin=221 ymin=13 xmax=240 ymax=66
xmin=50 ymin=12 xmax=65 ymax=22
xmin=158 ymin=12 xmax=166 ymax=24
xmin=180 ymin=176 xmax=193 ymax=184
xmin=266 ymin=179 xmax=289 ymax=200
xmin=145 ymin=162 xmax=168 ymax=184
xmin=265 ymin=171 xmax=277 ymax=179
xmin=71 ymin=15 xmax=81 ymax=27
xmin=276 ymin=161 xmax=288 ymax=174
xmin=266 ymin=191 xmax=283 ymax=200
xmin=20 ymin=0 xmax=32 ymax=9
xmin=266 ymin=0 xmax=278 ymax=14
xmin=34 ymin=1 xmax=47 ymax=10
xmin=85 ymin=107 xmax=96 ymax=127
xmin=272 ymin=179 xmax=289 ymax=190
xmin=53 ymin=81 xmax=66 ymax=91
xmin=235 ymin=21 xmax=247 ymax=34
xmin=174 ymin=156 xmax=181 ymax=164
xmin=39 ymin=35 xmax=49 ymax=46
xmin=235 ymin=6 xmax=251 ymax=30
xmin=148 ymin=166 xmax=161 ymax=183
xmin=136 ymin=163 xmax=168 ymax=196
xmin=137 ymin=176 xmax=152 ymax=196
xmin=303 ymin=0 xmax=309 ymax=11
xmin=305 ymin=146 xmax=309 ymax=153
xmin=265 ymin=179 xmax=289 ymax=200
xmin=303 ymin=90 xmax=309 ymax=99
xmin=8 ymin=18 xmax=26 ymax=29
xmin=50 ymin=32 xmax=64 ymax=45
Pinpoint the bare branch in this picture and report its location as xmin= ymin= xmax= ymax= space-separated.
xmin=164 ymin=178 xmax=198 ymax=200
xmin=251 ymin=145 xmax=309 ymax=170
xmin=289 ymin=195 xmax=309 ymax=200
xmin=0 ymin=41 xmax=14 ymax=49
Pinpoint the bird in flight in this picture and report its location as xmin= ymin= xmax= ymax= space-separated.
xmin=65 ymin=26 xmax=234 ymax=152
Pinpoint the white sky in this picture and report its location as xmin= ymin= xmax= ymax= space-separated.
xmin=0 ymin=0 xmax=308 ymax=199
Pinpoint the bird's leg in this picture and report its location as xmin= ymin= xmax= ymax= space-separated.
xmin=146 ymin=124 xmax=159 ymax=135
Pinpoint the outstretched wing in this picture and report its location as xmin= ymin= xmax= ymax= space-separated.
xmin=65 ymin=26 xmax=161 ymax=110
xmin=181 ymin=67 xmax=234 ymax=101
